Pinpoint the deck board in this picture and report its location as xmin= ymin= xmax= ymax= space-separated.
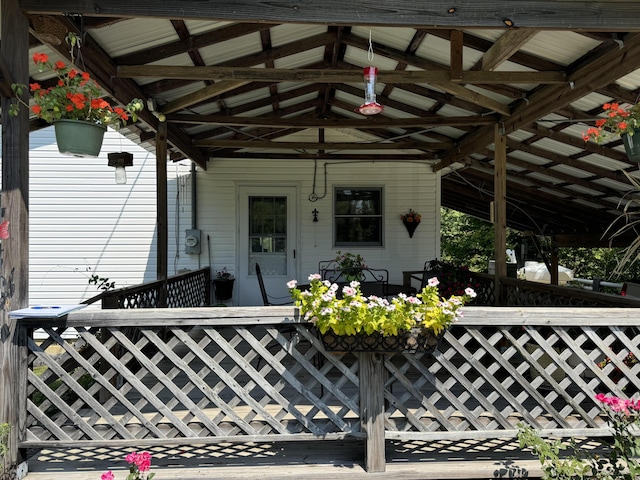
xmin=22 ymin=439 xmax=549 ymax=479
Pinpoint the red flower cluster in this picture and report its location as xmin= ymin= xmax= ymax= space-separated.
xmin=582 ymin=102 xmax=640 ymax=143
xmin=10 ymin=47 xmax=143 ymax=128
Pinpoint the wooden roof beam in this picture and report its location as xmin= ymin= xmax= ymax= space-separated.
xmin=436 ymin=32 xmax=640 ymax=171
xmin=194 ymin=139 xmax=452 ymax=151
xmin=20 ymin=1 xmax=640 ymax=30
xmin=114 ymin=23 xmax=274 ymax=65
xmin=118 ymin=64 xmax=565 ymax=85
xmin=480 ymin=29 xmax=539 ymax=71
xmin=46 ymin=16 xmax=209 ymax=167
xmin=167 ymin=113 xmax=497 ymax=128
xmin=341 ymin=33 xmax=512 ymax=115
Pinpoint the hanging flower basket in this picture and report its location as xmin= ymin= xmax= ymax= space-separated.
xmin=289 ymin=274 xmax=475 ymax=355
xmin=318 ymin=327 xmax=445 ymax=354
xmin=582 ymin=103 xmax=640 ymax=162
xmin=8 ymin=38 xmax=144 ymax=158
xmin=621 ymin=129 xmax=640 ymax=162
xmin=401 ymin=209 xmax=421 ymax=238
xmin=54 ymin=119 xmax=107 ymax=157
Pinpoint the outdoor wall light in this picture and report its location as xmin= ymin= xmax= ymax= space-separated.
xmin=107 ymin=152 xmax=134 ymax=185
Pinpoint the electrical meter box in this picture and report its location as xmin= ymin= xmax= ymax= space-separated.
xmin=184 ymin=229 xmax=201 ymax=254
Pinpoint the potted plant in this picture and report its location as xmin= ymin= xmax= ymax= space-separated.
xmin=9 ymin=33 xmax=143 ymax=157
xmin=582 ymin=102 xmax=640 ymax=161
xmin=288 ymin=274 xmax=476 ymax=353
xmin=333 ymin=251 xmax=367 ymax=281
xmin=213 ymin=267 xmax=235 ymax=301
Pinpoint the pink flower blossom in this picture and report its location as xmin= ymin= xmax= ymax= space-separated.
xmin=342 ymin=286 xmax=356 ymax=297
xmin=0 ymin=220 xmax=9 ymax=240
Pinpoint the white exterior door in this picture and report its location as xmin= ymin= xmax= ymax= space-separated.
xmin=238 ymin=186 xmax=297 ymax=306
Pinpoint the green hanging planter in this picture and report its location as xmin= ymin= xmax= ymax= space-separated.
xmin=53 ymin=119 xmax=107 ymax=157
xmin=621 ymin=129 xmax=640 ymax=162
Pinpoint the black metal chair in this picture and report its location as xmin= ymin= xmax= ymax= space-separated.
xmin=321 ymin=267 xmax=389 ymax=297
xmin=255 ymin=263 xmax=293 ymax=306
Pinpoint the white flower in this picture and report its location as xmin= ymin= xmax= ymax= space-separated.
xmin=308 ymin=273 xmax=322 ymax=281
xmin=287 ymin=280 xmax=298 ymax=289
xmin=342 ymin=286 xmax=356 ymax=297
xmin=465 ymin=287 xmax=477 ymax=298
xmin=428 ymin=277 xmax=439 ymax=287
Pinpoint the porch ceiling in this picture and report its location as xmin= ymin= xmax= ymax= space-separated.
xmin=11 ymin=2 xmax=640 ymax=244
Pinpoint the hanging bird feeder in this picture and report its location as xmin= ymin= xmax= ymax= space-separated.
xmin=357 ymin=66 xmax=384 ymax=116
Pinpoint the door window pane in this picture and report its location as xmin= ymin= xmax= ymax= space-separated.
xmin=249 ymin=196 xmax=287 ymax=275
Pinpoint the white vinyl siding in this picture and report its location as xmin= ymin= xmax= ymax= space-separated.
xmin=2 ymin=127 xmax=441 ymax=308
xmin=3 ymin=126 xmax=193 ymax=306
xmin=196 ymin=158 xmax=440 ymax=304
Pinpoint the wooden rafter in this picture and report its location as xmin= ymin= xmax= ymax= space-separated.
xmin=118 ymin=64 xmax=566 ymax=84
xmin=194 ymin=139 xmax=453 ymax=150
xmin=167 ymin=113 xmax=498 ymax=128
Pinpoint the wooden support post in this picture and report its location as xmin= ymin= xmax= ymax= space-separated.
xmin=156 ymin=122 xmax=168 ymax=289
xmin=550 ymin=241 xmax=559 ymax=285
xmin=359 ymin=352 xmax=386 ymax=472
xmin=449 ymin=30 xmax=464 ymax=81
xmin=0 ymin=1 xmax=30 ymax=477
xmin=494 ymin=123 xmax=507 ymax=305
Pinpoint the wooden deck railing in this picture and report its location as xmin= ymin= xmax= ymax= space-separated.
xmin=11 ymin=306 xmax=640 ymax=473
xmin=83 ymin=267 xmax=211 ymax=309
xmin=404 ymin=269 xmax=640 ymax=307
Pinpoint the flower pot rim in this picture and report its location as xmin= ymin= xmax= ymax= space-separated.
xmin=53 ymin=118 xmax=108 ymax=131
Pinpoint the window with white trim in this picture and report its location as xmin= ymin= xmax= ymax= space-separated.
xmin=334 ymin=187 xmax=383 ymax=246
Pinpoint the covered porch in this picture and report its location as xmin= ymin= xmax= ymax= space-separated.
xmin=5 ymin=2 xmax=640 ymax=479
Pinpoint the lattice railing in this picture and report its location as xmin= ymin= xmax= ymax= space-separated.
xmin=85 ymin=267 xmax=211 ymax=309
xmin=466 ymin=272 xmax=640 ymax=308
xmin=16 ymin=307 xmax=640 ymax=453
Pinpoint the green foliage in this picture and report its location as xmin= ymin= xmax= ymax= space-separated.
xmin=440 ymin=208 xmax=520 ymax=271
xmin=31 ymin=371 xmax=95 ymax=416
xmin=0 ymin=423 xmax=9 ymax=469
xmin=517 ymin=424 xmax=592 ymax=479
xmin=333 ymin=251 xmax=367 ymax=279
xmin=441 ymin=207 xmax=640 ymax=283
xmin=89 ymin=274 xmax=116 ymax=292
xmin=289 ymin=275 xmax=475 ymax=336
xmin=518 ymin=394 xmax=640 ymax=479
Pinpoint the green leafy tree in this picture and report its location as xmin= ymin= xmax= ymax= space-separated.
xmin=440 ymin=208 xmax=640 ymax=284
xmin=440 ymin=208 xmax=520 ymax=271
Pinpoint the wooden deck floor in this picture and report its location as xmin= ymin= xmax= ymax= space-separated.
xmin=22 ymin=439 xmax=546 ymax=479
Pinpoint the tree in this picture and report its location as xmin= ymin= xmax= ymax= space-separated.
xmin=440 ymin=208 xmax=520 ymax=272
xmin=441 ymin=208 xmax=640 ymax=283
